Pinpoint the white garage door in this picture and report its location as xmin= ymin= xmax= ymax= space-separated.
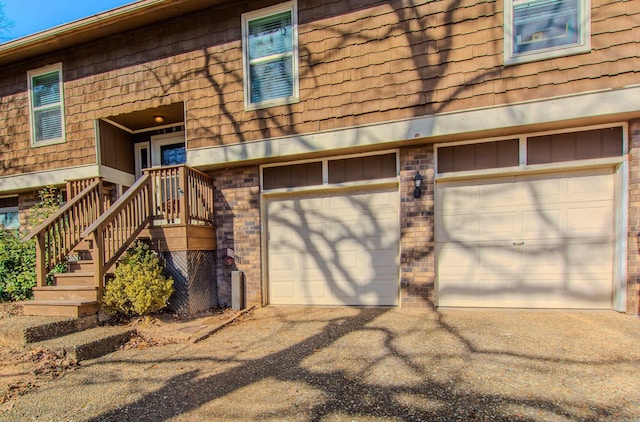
xmin=436 ymin=168 xmax=614 ymax=308
xmin=267 ymin=188 xmax=399 ymax=305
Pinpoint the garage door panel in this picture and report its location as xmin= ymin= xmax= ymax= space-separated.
xmin=437 ymin=168 xmax=613 ymax=309
xmin=268 ymin=188 xmax=399 ymax=306
xmin=566 ymin=204 xmax=612 ymax=237
xmin=565 ymin=171 xmax=612 ymax=201
xmin=437 ymin=212 xmax=522 ymax=243
xmin=437 ymin=243 xmax=520 ymax=278
xmin=521 ymin=208 xmax=564 ymax=239
xmin=436 ymin=177 xmax=520 ymax=212
xmin=438 ymin=275 xmax=526 ymax=307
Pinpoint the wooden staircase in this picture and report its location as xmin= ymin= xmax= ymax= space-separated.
xmin=23 ymin=240 xmax=101 ymax=317
xmin=22 ymin=167 xmax=216 ymax=317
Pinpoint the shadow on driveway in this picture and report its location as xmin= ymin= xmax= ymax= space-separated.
xmin=73 ymin=307 xmax=640 ymax=421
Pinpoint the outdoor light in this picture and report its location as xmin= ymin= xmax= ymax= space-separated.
xmin=153 ymin=115 xmax=165 ymax=124
xmin=413 ymin=171 xmax=424 ymax=199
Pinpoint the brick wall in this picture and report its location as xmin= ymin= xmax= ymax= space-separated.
xmin=399 ymin=145 xmax=436 ymax=307
xmin=627 ymin=119 xmax=640 ymax=315
xmin=211 ymin=165 xmax=262 ymax=307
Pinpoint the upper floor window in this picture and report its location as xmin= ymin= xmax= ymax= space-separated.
xmin=504 ymin=0 xmax=590 ymax=65
xmin=242 ymin=2 xmax=299 ymax=110
xmin=28 ymin=63 xmax=65 ymax=146
xmin=0 ymin=197 xmax=19 ymax=230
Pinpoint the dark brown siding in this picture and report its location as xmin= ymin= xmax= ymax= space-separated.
xmin=98 ymin=120 xmax=134 ymax=173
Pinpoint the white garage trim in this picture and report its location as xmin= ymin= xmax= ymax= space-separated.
xmin=436 ymin=168 xmax=617 ymax=309
xmin=264 ymin=186 xmax=400 ymax=306
xmin=433 ymin=123 xmax=628 ymax=310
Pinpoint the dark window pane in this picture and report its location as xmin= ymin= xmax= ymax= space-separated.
xmin=328 ymin=153 xmax=396 ymax=183
xmin=438 ymin=140 xmax=519 ymax=173
xmin=160 ymin=143 xmax=186 ymax=166
xmin=263 ymin=162 xmax=322 ymax=189
xmin=527 ymin=127 xmax=622 ymax=165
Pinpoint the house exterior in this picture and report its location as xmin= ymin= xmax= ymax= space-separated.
xmin=0 ymin=0 xmax=638 ymax=315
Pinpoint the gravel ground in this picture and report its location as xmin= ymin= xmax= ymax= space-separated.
xmin=1 ymin=306 xmax=639 ymax=421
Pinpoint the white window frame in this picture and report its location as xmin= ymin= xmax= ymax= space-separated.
xmin=242 ymin=1 xmax=299 ymax=111
xmin=27 ymin=63 xmax=66 ymax=147
xmin=504 ymin=0 xmax=591 ymax=65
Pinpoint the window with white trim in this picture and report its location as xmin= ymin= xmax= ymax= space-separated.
xmin=28 ymin=63 xmax=65 ymax=145
xmin=0 ymin=197 xmax=19 ymax=229
xmin=242 ymin=2 xmax=299 ymax=110
xmin=504 ymin=0 xmax=590 ymax=65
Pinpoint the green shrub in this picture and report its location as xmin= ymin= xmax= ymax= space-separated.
xmin=0 ymin=186 xmax=64 ymax=302
xmin=0 ymin=230 xmax=36 ymax=301
xmin=103 ymin=241 xmax=174 ymax=317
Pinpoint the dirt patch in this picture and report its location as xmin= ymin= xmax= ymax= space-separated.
xmin=0 ymin=346 xmax=79 ymax=409
xmin=0 ymin=305 xmax=241 ymax=409
xmin=119 ymin=307 xmax=240 ymax=343
xmin=0 ymin=303 xmax=22 ymax=320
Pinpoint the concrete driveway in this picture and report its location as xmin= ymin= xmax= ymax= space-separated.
xmin=2 ymin=306 xmax=639 ymax=421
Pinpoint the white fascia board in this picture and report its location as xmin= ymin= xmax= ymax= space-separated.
xmin=188 ymin=85 xmax=640 ymax=167
xmin=0 ymin=165 xmax=100 ymax=193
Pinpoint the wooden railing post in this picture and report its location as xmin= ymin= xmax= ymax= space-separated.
xmin=93 ymin=231 xmax=105 ymax=289
xmin=179 ymin=166 xmax=188 ymax=224
xmin=35 ymin=234 xmax=47 ymax=288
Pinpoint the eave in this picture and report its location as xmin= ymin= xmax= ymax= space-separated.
xmin=0 ymin=0 xmax=227 ymax=66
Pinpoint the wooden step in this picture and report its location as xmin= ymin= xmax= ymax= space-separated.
xmin=33 ymin=286 xmax=99 ymax=302
xmin=67 ymin=260 xmax=95 ymax=273
xmin=54 ymin=272 xmax=94 ymax=287
xmin=22 ymin=300 xmax=100 ymax=317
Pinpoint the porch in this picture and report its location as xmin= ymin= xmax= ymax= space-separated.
xmin=23 ymin=165 xmax=217 ymax=317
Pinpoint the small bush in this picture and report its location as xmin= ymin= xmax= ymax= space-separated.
xmin=0 ymin=230 xmax=36 ymax=301
xmin=103 ymin=241 xmax=174 ymax=317
xmin=0 ymin=186 xmax=64 ymax=302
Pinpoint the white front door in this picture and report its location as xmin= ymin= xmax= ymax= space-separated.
xmin=151 ymin=132 xmax=186 ymax=167
xmin=436 ymin=168 xmax=614 ymax=309
xmin=134 ymin=132 xmax=186 ymax=179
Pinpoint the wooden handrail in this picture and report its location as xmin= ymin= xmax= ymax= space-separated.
xmin=81 ymin=174 xmax=152 ymax=287
xmin=142 ymin=165 xmax=215 ymax=227
xmin=24 ymin=179 xmax=104 ymax=287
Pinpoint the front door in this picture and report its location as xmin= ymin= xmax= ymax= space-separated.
xmin=151 ymin=132 xmax=186 ymax=167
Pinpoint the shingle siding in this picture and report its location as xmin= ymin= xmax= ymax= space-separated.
xmin=1 ymin=0 xmax=638 ymax=175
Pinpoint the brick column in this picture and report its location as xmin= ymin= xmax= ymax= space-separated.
xmin=627 ymin=119 xmax=640 ymax=315
xmin=211 ymin=166 xmax=262 ymax=307
xmin=399 ymin=145 xmax=436 ymax=307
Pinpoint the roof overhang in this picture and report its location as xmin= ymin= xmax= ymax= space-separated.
xmin=0 ymin=0 xmax=228 ymax=66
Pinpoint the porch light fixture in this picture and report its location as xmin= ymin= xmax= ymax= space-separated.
xmin=413 ymin=171 xmax=424 ymax=199
xmin=153 ymin=115 xmax=165 ymax=124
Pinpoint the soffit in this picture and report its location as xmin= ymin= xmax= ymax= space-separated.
xmin=0 ymin=0 xmax=228 ymax=66
xmin=107 ymin=102 xmax=184 ymax=131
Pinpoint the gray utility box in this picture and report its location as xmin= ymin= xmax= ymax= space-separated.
xmin=231 ymin=271 xmax=245 ymax=311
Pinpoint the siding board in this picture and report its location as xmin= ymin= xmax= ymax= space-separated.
xmin=1 ymin=0 xmax=638 ymax=177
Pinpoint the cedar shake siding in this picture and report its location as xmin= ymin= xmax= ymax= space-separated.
xmin=1 ymin=0 xmax=638 ymax=176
